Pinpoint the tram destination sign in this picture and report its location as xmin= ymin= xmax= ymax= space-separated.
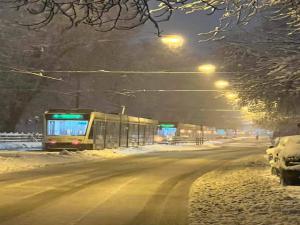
xmin=50 ymin=114 xmax=84 ymax=120
xmin=159 ymin=123 xmax=176 ymax=128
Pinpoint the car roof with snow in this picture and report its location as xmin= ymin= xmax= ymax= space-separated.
xmin=278 ymin=135 xmax=300 ymax=158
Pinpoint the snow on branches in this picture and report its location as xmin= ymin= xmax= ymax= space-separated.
xmin=214 ymin=14 xmax=300 ymax=128
xmin=0 ymin=0 xmax=186 ymax=34
xmin=183 ymin=0 xmax=300 ymax=41
xmin=0 ymin=0 xmax=298 ymax=35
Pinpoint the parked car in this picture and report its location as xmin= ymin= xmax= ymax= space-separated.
xmin=266 ymin=135 xmax=300 ymax=185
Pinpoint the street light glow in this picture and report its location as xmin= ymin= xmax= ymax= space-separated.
xmin=198 ymin=64 xmax=216 ymax=75
xmin=225 ymin=92 xmax=238 ymax=100
xmin=214 ymin=80 xmax=230 ymax=89
xmin=161 ymin=35 xmax=184 ymax=49
xmin=241 ymin=106 xmax=249 ymax=112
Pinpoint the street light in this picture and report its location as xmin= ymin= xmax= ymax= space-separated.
xmin=225 ymin=92 xmax=238 ymax=100
xmin=160 ymin=35 xmax=184 ymax=49
xmin=214 ymin=80 xmax=230 ymax=89
xmin=241 ymin=106 xmax=249 ymax=112
xmin=198 ymin=64 xmax=216 ymax=75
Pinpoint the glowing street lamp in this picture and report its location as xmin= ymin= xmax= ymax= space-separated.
xmin=225 ymin=92 xmax=238 ymax=100
xmin=198 ymin=64 xmax=216 ymax=75
xmin=160 ymin=35 xmax=184 ymax=49
xmin=214 ymin=80 xmax=229 ymax=89
xmin=241 ymin=106 xmax=249 ymax=112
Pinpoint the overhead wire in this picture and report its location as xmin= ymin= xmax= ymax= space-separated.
xmin=0 ymin=64 xmax=63 ymax=81
xmin=0 ymin=68 xmax=238 ymax=75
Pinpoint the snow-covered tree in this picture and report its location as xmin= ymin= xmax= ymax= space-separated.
xmin=0 ymin=9 xmax=136 ymax=131
xmin=214 ymin=14 xmax=300 ymax=129
xmin=1 ymin=0 xmax=299 ymax=35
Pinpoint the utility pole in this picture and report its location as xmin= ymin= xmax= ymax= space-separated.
xmin=121 ymin=105 xmax=126 ymax=115
xmin=200 ymin=125 xmax=204 ymax=144
xmin=75 ymin=75 xmax=81 ymax=108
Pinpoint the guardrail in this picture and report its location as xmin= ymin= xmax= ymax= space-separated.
xmin=0 ymin=133 xmax=43 ymax=142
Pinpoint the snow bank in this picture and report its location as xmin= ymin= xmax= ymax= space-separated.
xmin=189 ymin=155 xmax=300 ymax=225
xmin=0 ymin=142 xmax=42 ymax=150
xmin=117 ymin=142 xmax=219 ymax=154
xmin=0 ymin=149 xmax=123 ymax=174
xmin=117 ymin=137 xmax=258 ymax=154
xmin=265 ymin=170 xmax=300 ymax=200
xmin=0 ymin=142 xmax=220 ymax=175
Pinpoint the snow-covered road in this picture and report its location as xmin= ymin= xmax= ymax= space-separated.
xmin=0 ymin=139 xmax=266 ymax=225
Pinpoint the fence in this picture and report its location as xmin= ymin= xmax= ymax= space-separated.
xmin=0 ymin=133 xmax=43 ymax=142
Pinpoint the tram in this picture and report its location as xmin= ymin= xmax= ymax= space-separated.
xmin=43 ymin=109 xmax=158 ymax=150
xmin=157 ymin=122 xmax=216 ymax=144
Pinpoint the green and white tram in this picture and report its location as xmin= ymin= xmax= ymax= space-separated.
xmin=43 ymin=109 xmax=158 ymax=150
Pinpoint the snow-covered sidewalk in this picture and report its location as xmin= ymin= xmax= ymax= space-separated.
xmin=0 ymin=142 xmax=221 ymax=175
xmin=0 ymin=142 xmax=42 ymax=150
xmin=118 ymin=142 xmax=220 ymax=154
xmin=0 ymin=149 xmax=124 ymax=174
xmin=189 ymin=155 xmax=300 ymax=225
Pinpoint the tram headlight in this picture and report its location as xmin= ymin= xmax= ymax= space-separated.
xmin=154 ymin=136 xmax=163 ymax=142
xmin=72 ymin=140 xmax=80 ymax=145
xmin=49 ymin=140 xmax=56 ymax=144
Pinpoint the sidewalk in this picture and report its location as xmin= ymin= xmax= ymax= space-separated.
xmin=189 ymin=154 xmax=300 ymax=225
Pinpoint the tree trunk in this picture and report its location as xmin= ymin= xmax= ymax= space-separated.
xmin=1 ymin=81 xmax=41 ymax=132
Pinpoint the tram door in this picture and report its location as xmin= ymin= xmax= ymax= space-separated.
xmin=94 ymin=120 xmax=106 ymax=149
xmin=105 ymin=121 xmax=120 ymax=149
xmin=139 ymin=125 xmax=146 ymax=145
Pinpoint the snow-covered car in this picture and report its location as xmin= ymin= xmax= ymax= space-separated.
xmin=266 ymin=135 xmax=300 ymax=185
xmin=266 ymin=138 xmax=280 ymax=171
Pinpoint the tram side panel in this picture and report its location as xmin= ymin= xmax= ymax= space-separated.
xmin=92 ymin=118 xmax=157 ymax=150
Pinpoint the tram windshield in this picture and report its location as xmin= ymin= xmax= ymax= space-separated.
xmin=47 ymin=120 xmax=89 ymax=136
xmin=158 ymin=127 xmax=177 ymax=138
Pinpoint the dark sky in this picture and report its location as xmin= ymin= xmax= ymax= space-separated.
xmin=124 ymin=12 xmax=246 ymax=126
xmin=140 ymin=10 xmax=222 ymax=55
xmin=0 ymin=8 xmax=245 ymax=129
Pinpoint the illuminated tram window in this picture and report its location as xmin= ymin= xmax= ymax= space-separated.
xmin=47 ymin=120 xmax=88 ymax=136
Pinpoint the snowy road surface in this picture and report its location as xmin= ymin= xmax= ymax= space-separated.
xmin=0 ymin=140 xmax=266 ymax=225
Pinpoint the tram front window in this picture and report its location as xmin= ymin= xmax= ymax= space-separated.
xmin=47 ymin=120 xmax=89 ymax=136
xmin=158 ymin=127 xmax=177 ymax=139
